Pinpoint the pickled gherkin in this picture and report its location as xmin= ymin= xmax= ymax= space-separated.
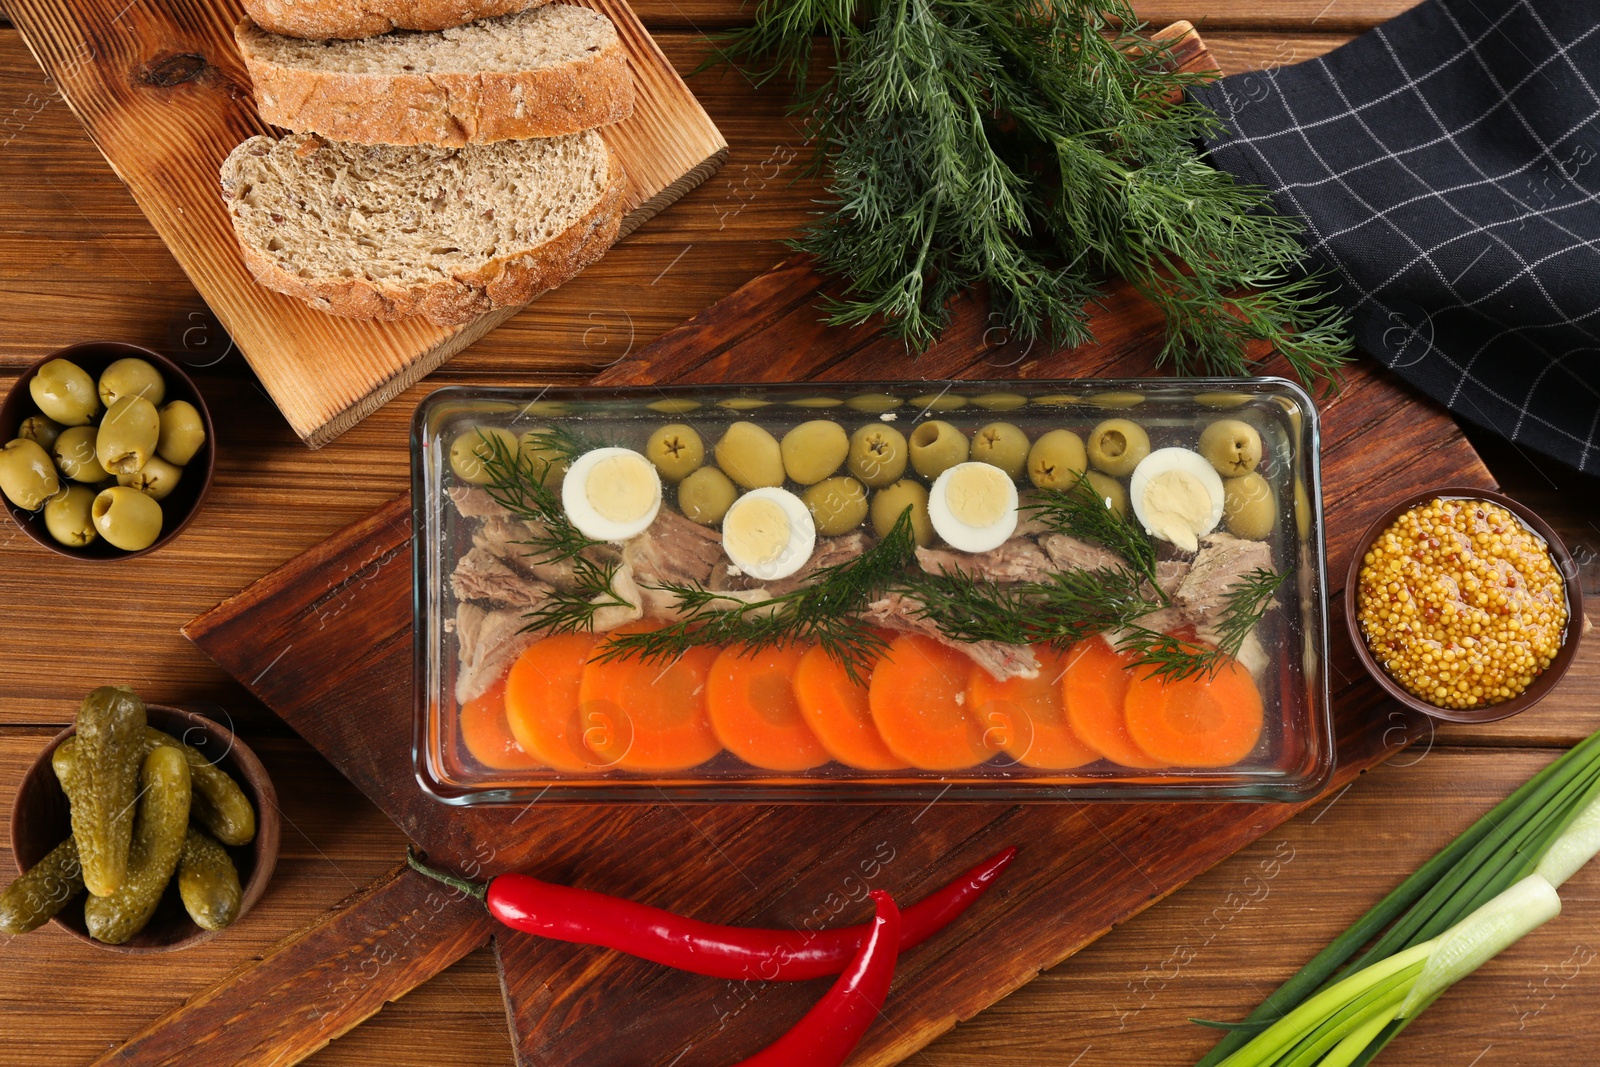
xmin=177 ymin=828 xmax=242 ymax=931
xmin=64 ymin=686 xmax=146 ymax=897
xmin=0 ymin=837 xmax=83 ymax=934
xmin=85 ymin=746 xmax=191 ymax=944
xmin=144 ymin=728 xmax=256 ymax=846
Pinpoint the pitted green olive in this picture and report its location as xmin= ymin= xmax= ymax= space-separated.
xmin=1027 ymin=429 xmax=1088 ymax=490
xmin=517 ymin=429 xmax=568 ymax=487
xmin=29 ymin=359 xmax=101 ymax=426
xmin=970 ymin=422 xmax=1029 ymax=479
xmin=714 ymin=421 xmax=784 ymax=489
xmin=97 ymin=357 xmax=166 ymax=408
xmin=157 ymin=401 xmax=207 ymax=466
xmin=96 ymin=396 xmax=161 ymax=475
xmin=44 ymin=484 xmax=97 ymax=547
xmin=678 ymin=466 xmax=737 ymax=525
xmin=845 ymin=394 xmax=901 ymax=413
xmin=781 ymin=420 xmax=849 ymax=485
xmin=17 ymin=415 xmax=62 ymax=452
xmin=52 ymin=426 xmax=108 ymax=484
xmin=0 ymin=438 xmax=60 ymax=511
xmin=911 ymin=393 xmax=966 ymax=412
xmin=870 ymin=479 xmax=933 ymax=546
xmin=118 ymin=456 xmax=182 ymax=501
xmin=908 ymin=420 xmax=969 ymax=479
xmin=847 ymin=424 xmax=907 ymax=489
xmin=1085 ymin=471 xmax=1128 ymax=518
xmin=1199 ymin=419 xmax=1263 ymax=477
xmin=645 ymin=423 xmax=705 ymax=483
xmin=1087 ymin=418 xmax=1149 ymax=477
xmin=1223 ymin=472 xmax=1276 ymax=540
xmin=802 ymin=477 xmax=869 ymax=536
xmin=91 ymin=486 xmax=164 ymax=551
xmin=448 ymin=427 xmax=517 ymax=485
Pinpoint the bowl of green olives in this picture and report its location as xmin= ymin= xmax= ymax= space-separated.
xmin=6 ymin=703 xmax=279 ymax=953
xmin=0 ymin=342 xmax=215 ymax=559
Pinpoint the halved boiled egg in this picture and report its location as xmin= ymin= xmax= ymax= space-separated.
xmin=928 ymin=461 xmax=1018 ymax=553
xmin=1129 ymin=447 xmax=1224 ymax=553
xmin=561 ymin=447 xmax=662 ymax=542
xmin=721 ymin=487 xmax=816 ymax=581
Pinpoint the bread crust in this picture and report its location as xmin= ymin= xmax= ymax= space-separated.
xmin=241 ymin=0 xmax=551 ymax=40
xmin=220 ymin=137 xmax=627 ymax=326
xmin=237 ymin=17 xmax=635 ymax=145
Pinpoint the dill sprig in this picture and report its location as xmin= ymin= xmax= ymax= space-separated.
xmin=900 ymin=565 xmax=1162 ymax=649
xmin=475 ymin=431 xmax=634 ymax=635
xmin=596 ymin=508 xmax=922 ymax=682
xmin=708 ymin=0 xmax=1352 ymax=379
xmin=1113 ymin=566 xmax=1288 ymax=681
xmin=1023 ymin=476 xmax=1160 ymax=589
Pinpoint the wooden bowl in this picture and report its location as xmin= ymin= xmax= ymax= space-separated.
xmin=1343 ymin=487 xmax=1584 ymax=724
xmin=8 ymin=704 xmax=279 ymax=952
xmin=0 ymin=341 xmax=216 ymax=560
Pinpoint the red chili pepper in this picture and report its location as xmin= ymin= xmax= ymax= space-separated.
xmin=735 ymin=889 xmax=900 ymax=1067
xmin=406 ymin=845 xmax=1013 ymax=981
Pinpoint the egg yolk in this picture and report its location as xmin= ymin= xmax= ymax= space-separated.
xmin=586 ymin=454 xmax=656 ymax=522
xmin=725 ymin=498 xmax=791 ymax=567
xmin=1140 ymin=469 xmax=1213 ymax=552
xmin=946 ymin=464 xmax=1011 ymax=528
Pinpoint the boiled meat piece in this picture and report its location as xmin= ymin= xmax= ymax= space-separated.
xmin=916 ymin=538 xmax=1053 ymax=583
xmin=454 ymin=602 xmax=539 ymax=704
xmin=450 ymin=546 xmax=551 ymax=609
xmin=448 ymin=485 xmax=513 ymax=520
xmin=1175 ymin=533 xmax=1275 ymax=627
xmin=863 ymin=591 xmax=1039 ymax=680
xmin=1037 ymin=532 xmax=1126 ymax=573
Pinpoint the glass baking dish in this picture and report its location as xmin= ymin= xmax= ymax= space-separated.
xmin=413 ymin=378 xmax=1331 ymax=804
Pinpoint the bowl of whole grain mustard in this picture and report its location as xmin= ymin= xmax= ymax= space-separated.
xmin=1345 ymin=488 xmax=1582 ymax=723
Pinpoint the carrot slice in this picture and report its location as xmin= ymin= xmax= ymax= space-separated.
xmin=1124 ymin=658 xmax=1264 ymax=767
xmin=968 ymin=645 xmax=1098 ymax=770
xmin=579 ymin=625 xmax=723 ymax=772
xmin=707 ymin=644 xmax=830 ymax=771
xmin=505 ymin=632 xmax=604 ymax=772
xmin=868 ymin=634 xmax=990 ymax=770
xmin=460 ymin=674 xmax=543 ymax=771
xmin=1062 ymin=637 xmax=1165 ymax=769
xmin=793 ymin=644 xmax=907 ymax=770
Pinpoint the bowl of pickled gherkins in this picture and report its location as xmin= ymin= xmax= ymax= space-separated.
xmin=2 ymin=688 xmax=279 ymax=952
xmin=0 ymin=341 xmax=215 ymax=559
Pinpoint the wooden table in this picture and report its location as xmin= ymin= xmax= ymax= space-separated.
xmin=1 ymin=2 xmax=1596 ymax=1065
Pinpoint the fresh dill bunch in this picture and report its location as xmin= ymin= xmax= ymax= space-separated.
xmin=1023 ymin=477 xmax=1161 ymax=590
xmin=474 ymin=431 xmax=633 ymax=634
xmin=709 ymin=0 xmax=1352 ymax=379
xmin=597 ymin=508 xmax=922 ymax=682
xmin=901 ymin=565 xmax=1163 ymax=648
xmin=1113 ymin=566 xmax=1288 ymax=681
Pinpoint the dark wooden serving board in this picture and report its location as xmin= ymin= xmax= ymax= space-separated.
xmin=112 ymin=25 xmax=1490 ymax=1067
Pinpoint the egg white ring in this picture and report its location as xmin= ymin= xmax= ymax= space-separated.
xmin=561 ymin=446 xmax=662 ymax=543
xmin=1128 ymin=446 xmax=1225 ymax=545
xmin=721 ymin=486 xmax=816 ymax=581
xmin=928 ymin=462 xmax=1019 ymax=554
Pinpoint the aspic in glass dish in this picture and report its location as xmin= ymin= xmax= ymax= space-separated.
xmin=413 ymin=379 xmax=1331 ymax=803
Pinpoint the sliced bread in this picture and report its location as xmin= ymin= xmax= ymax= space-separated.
xmin=219 ymin=131 xmax=626 ymax=325
xmin=242 ymin=0 xmax=552 ymax=41
xmin=237 ymin=7 xmax=634 ymax=146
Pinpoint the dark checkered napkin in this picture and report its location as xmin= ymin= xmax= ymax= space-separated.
xmin=1191 ymin=0 xmax=1600 ymax=473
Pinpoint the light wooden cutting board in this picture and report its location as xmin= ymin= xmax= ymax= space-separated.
xmin=6 ymin=0 xmax=726 ymax=446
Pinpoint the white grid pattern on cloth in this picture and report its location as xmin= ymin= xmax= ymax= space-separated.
xmin=1192 ymin=0 xmax=1600 ymax=473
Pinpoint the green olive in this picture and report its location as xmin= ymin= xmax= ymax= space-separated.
xmin=718 ymin=398 xmax=770 ymax=412
xmin=517 ymin=429 xmax=568 ymax=487
xmin=96 ymin=396 xmax=161 ymax=475
xmin=911 ymin=393 xmax=966 ymax=412
xmin=52 ymin=426 xmax=108 ymax=484
xmin=118 ymin=456 xmax=182 ymax=501
xmin=44 ymin=484 xmax=97 ymax=547
xmin=970 ymin=422 xmax=1029 ymax=480
xmin=780 ymin=420 xmax=849 ymax=485
xmin=17 ymin=415 xmax=62 ymax=452
xmin=802 ymin=476 xmax=869 ymax=536
xmin=908 ymin=420 xmax=969 ymax=480
xmin=1090 ymin=392 xmax=1144 ymax=410
xmin=973 ymin=392 xmax=1027 ymax=411
xmin=845 ymin=394 xmax=901 ymax=413
xmin=678 ymin=466 xmax=738 ymax=525
xmin=1199 ymin=419 xmax=1263 ymax=477
xmin=788 ymin=397 xmax=843 ymax=409
xmin=97 ymin=357 xmax=166 ymax=408
xmin=647 ymin=398 xmax=700 ymax=415
xmin=870 ymin=479 xmax=933 ymax=546
xmin=1294 ymin=479 xmax=1311 ymax=541
xmin=847 ymin=424 xmax=908 ymax=489
xmin=91 ymin=486 xmax=164 ymax=551
xmin=1223 ymin=472 xmax=1276 ymax=540
xmin=1196 ymin=391 xmax=1252 ymax=409
xmin=1087 ymin=419 xmax=1149 ymax=477
xmin=0 ymin=438 xmax=60 ymax=511
xmin=29 ymin=359 xmax=101 ymax=426
xmin=644 ymin=424 xmax=704 ymax=483
xmin=1027 ymin=429 xmax=1088 ymax=491
xmin=157 ymin=401 xmax=207 ymax=466
xmin=1085 ymin=471 xmax=1128 ymax=519
xmin=714 ymin=421 xmax=784 ymax=489
xmin=448 ymin=426 xmax=517 ymax=485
